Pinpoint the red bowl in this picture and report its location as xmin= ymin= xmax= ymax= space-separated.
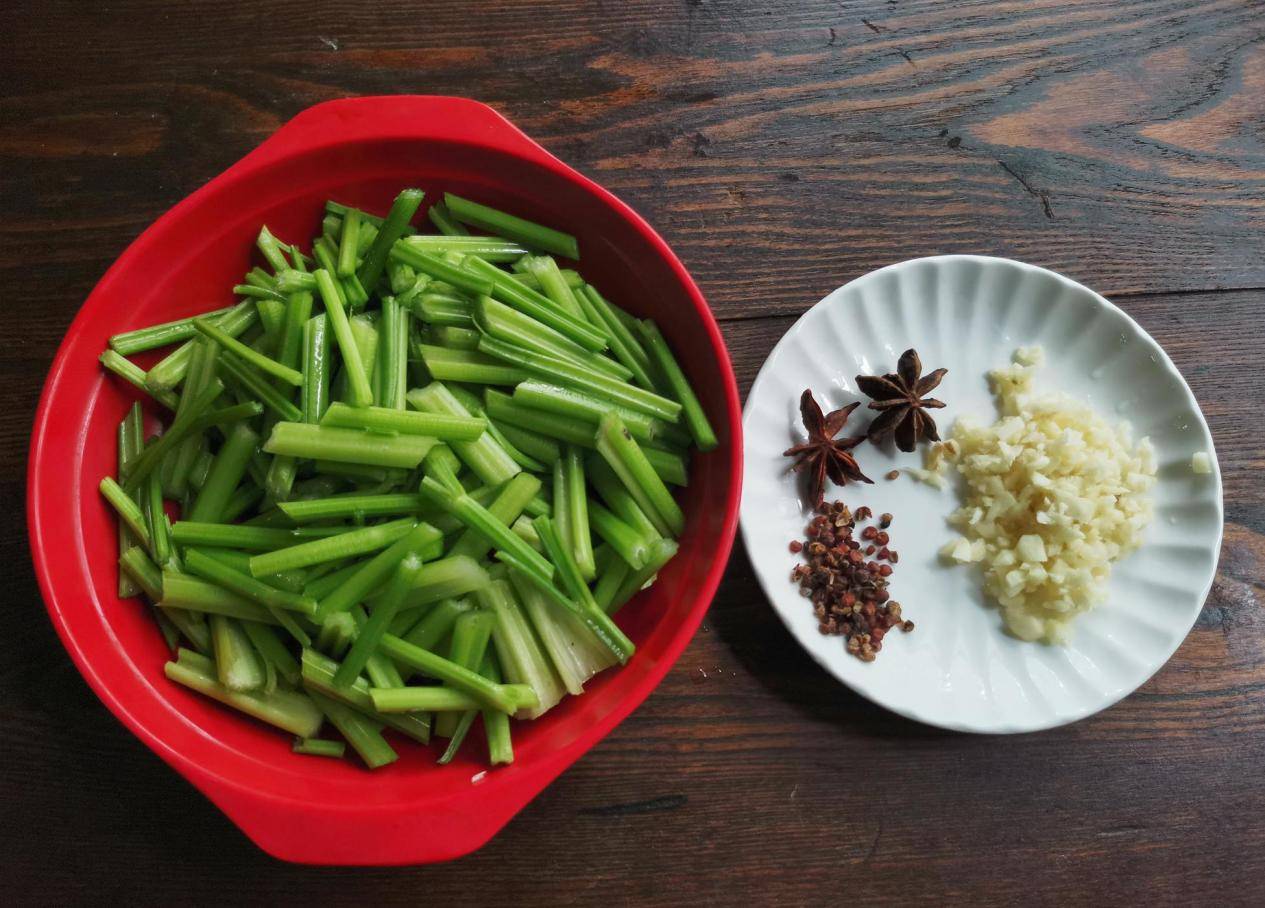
xmin=27 ymin=96 xmax=742 ymax=865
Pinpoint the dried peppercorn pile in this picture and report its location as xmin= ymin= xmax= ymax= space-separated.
xmin=789 ymin=501 xmax=913 ymax=662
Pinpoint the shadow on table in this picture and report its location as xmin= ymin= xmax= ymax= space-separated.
xmin=708 ymin=537 xmax=953 ymax=741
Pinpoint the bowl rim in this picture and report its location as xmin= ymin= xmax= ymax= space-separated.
xmin=27 ymin=95 xmax=744 ymax=863
xmin=740 ymin=253 xmax=1223 ymax=733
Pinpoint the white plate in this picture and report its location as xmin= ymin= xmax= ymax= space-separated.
xmin=741 ymin=256 xmax=1223 ymax=733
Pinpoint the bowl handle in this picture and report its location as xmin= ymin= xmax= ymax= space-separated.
xmin=230 ymin=95 xmax=560 ymax=175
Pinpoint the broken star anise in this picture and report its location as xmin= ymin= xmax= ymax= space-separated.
xmin=856 ymin=348 xmax=947 ymax=453
xmin=783 ymin=389 xmax=873 ymax=507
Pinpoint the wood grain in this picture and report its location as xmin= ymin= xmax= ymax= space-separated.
xmin=3 ymin=0 xmax=1264 ymax=904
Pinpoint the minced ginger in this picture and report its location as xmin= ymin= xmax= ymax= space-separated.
xmin=938 ymin=347 xmax=1156 ymax=643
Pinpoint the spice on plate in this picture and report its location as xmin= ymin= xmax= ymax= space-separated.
xmin=885 ymin=469 xmax=901 ymax=481
xmin=856 ymin=348 xmax=948 ymax=452
xmin=783 ymin=389 xmax=872 ymax=507
xmin=939 ymin=346 xmax=1156 ymax=643
xmin=789 ymin=500 xmax=913 ymax=662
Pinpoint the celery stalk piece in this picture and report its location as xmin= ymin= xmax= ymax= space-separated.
xmin=117 ymin=407 xmax=145 ymax=595
xmin=387 ymin=243 xmax=494 ymax=297
xmin=589 ymin=505 xmax=652 ymax=569
xmin=478 ymin=580 xmax=565 ymax=718
xmin=337 ymin=208 xmax=362 ymax=278
xmin=319 ymin=401 xmax=485 ymax=440
xmin=509 ymin=381 xmax=689 ymax=448
xmin=401 ymin=234 xmax=526 ymax=261
xmin=430 ymin=325 xmax=482 ymax=350
xmin=563 ymin=446 xmax=596 ymax=580
xmin=522 ymin=255 xmax=587 ymax=319
xmin=494 ymin=420 xmax=561 ymax=466
xmin=183 ymin=550 xmax=317 ymax=616
xmin=578 ymin=285 xmax=655 ymax=388
xmin=449 ymin=472 xmax=542 ymax=562
xmin=108 ymin=304 xmax=238 ymax=357
xmin=418 ymin=344 xmax=529 ymax=385
xmin=377 ymin=633 xmax=536 ymax=714
xmin=609 ymin=538 xmax=679 ymax=613
xmin=194 ymin=317 xmax=302 ymax=386
xmin=166 ymin=648 xmax=322 ymax=737
xmin=367 ymin=686 xmax=493 ymax=712
xmin=419 ymin=476 xmax=553 ymax=581
xmin=302 ymin=314 xmax=332 ymax=423
xmin=433 ymin=610 xmax=495 ymax=738
xmin=310 ymin=691 xmax=398 ymax=769
xmin=146 ymin=302 xmax=258 ymax=392
xmin=333 ymin=553 xmax=425 ymax=687
xmin=278 ymin=493 xmax=421 ymax=524
xmin=394 ymin=555 xmax=491 ymax=611
xmin=119 ymin=546 xmax=164 ymax=601
xmin=300 ymin=649 xmax=430 ymax=743
xmin=592 ymin=553 xmax=633 ymax=612
xmin=427 ymin=201 xmax=469 ymax=236
xmin=263 ymin=422 xmax=438 ymax=469
xmin=248 ymin=517 xmax=423 ymax=577
xmin=423 ymin=444 xmax=464 ymax=496
xmin=443 ymin=193 xmax=579 ymax=260
xmin=462 ymin=255 xmax=607 ymax=352
xmin=595 ymin=414 xmax=685 ymax=537
xmin=315 ymin=522 xmax=443 ymax=620
xmin=257 ymin=226 xmax=293 ymax=273
xmin=484 ymin=388 xmax=595 ymax=447
xmin=532 ymin=516 xmax=635 ymax=663
xmin=407 ymin=383 xmax=521 ymax=486
xmin=292 ymin=737 xmax=346 ymax=758
xmin=99 ymin=477 xmax=151 ymax=552
xmin=588 ymin=455 xmax=662 ymax=543
xmin=315 ymin=611 xmax=357 ymax=658
xmin=314 ymin=269 xmax=373 ymax=408
xmin=188 ymin=422 xmax=259 ymax=523
xmin=637 ymin=319 xmax=719 ymax=451
xmin=509 ymin=568 xmax=616 ymax=696
xmin=357 ymin=189 xmax=425 ymax=292
xmin=171 ymin=521 xmax=343 ymax=550
xmin=124 ymin=387 xmax=257 ymax=492
xmin=160 ymin=571 xmax=281 ymax=624
xmin=217 ymin=351 xmax=303 ymax=422
xmin=240 ymin=620 xmax=301 ymax=687
xmin=192 ymin=547 xmax=305 ymax=593
xmin=477 ymin=334 xmax=680 ymax=422
xmin=99 ymin=350 xmax=181 ymax=410
xmin=209 ymin=614 xmax=266 ymax=692
xmin=473 ymin=295 xmax=627 ymax=380
xmin=478 ymin=653 xmax=514 ymax=764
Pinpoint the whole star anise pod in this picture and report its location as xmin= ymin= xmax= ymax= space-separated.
xmin=856 ymin=348 xmax=947 ymax=452
xmin=783 ymin=389 xmax=873 ymax=507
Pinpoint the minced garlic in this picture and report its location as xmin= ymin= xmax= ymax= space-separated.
xmin=1191 ymin=452 xmax=1211 ymax=474
xmin=940 ymin=347 xmax=1156 ymax=643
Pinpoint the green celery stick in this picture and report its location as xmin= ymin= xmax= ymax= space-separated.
xmin=637 ymin=319 xmax=718 ymax=451
xmin=316 ymin=522 xmax=443 ymax=620
xmin=595 ymin=414 xmax=685 ymax=537
xmin=443 ymin=193 xmax=579 ymax=260
xmin=248 ymin=518 xmax=422 ymax=577
xmin=334 ymin=553 xmax=426 ymax=687
xmin=166 ymin=648 xmax=322 ymax=737
xmin=319 ymin=401 xmax=485 ymax=440
xmin=263 ymin=422 xmax=438 ymax=469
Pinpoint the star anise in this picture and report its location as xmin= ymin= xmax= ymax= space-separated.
xmin=783 ymin=389 xmax=873 ymax=507
xmin=856 ymin=349 xmax=947 ymax=452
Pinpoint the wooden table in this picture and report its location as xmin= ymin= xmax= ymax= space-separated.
xmin=4 ymin=1 xmax=1262 ymax=902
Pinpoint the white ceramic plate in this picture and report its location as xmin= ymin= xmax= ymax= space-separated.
xmin=741 ymin=256 xmax=1223 ymax=733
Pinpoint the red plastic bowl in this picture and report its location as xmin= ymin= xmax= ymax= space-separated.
xmin=27 ymin=96 xmax=742 ymax=865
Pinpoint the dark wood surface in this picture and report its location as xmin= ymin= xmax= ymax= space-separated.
xmin=3 ymin=1 xmax=1263 ymax=903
